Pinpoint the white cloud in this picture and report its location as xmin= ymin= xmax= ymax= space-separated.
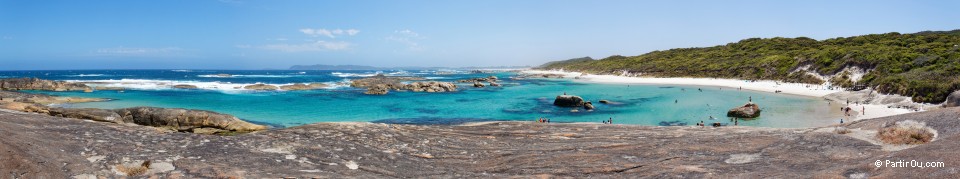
xmin=94 ymin=47 xmax=184 ymax=56
xmin=260 ymin=41 xmax=352 ymax=52
xmin=299 ymin=28 xmax=359 ymax=38
xmin=386 ymin=29 xmax=424 ymax=51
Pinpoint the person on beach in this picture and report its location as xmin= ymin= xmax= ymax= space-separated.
xmin=734 ymin=118 xmax=738 ymax=126
xmin=862 ymin=106 xmax=865 ymax=115
xmin=749 ymin=96 xmax=752 ymax=102
xmin=840 ymin=118 xmax=844 ymax=124
xmin=608 ymin=117 xmax=613 ymax=124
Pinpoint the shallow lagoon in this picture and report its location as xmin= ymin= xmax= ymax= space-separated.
xmin=10 ymin=70 xmax=847 ymax=128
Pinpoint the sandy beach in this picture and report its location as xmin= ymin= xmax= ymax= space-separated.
xmin=522 ymin=69 xmax=917 ymax=121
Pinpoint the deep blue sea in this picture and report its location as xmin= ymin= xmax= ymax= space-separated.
xmin=1 ymin=70 xmax=846 ymax=128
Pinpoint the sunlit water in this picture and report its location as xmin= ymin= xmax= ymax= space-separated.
xmin=3 ymin=70 xmax=847 ymax=128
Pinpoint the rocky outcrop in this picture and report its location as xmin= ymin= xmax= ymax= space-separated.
xmin=945 ymin=90 xmax=960 ymax=107
xmin=0 ymin=90 xmax=106 ymax=105
xmin=457 ymin=76 xmax=500 ymax=83
xmin=365 ymin=85 xmax=390 ymax=95
xmin=405 ymin=81 xmax=458 ymax=93
xmin=584 ymin=101 xmax=595 ymax=110
xmin=279 ymin=83 xmax=328 ymax=91
xmin=6 ymin=108 xmax=959 ymax=178
xmin=352 ymin=74 xmax=456 ymax=95
xmin=554 ymin=95 xmax=585 ymax=107
xmin=173 ymin=84 xmax=198 ymax=89
xmin=727 ymin=102 xmax=761 ymax=118
xmin=243 ymin=84 xmax=278 ymax=90
xmin=489 ymin=81 xmax=501 ymax=87
xmin=0 ymin=78 xmax=91 ymax=91
xmin=0 ymin=91 xmax=266 ymax=134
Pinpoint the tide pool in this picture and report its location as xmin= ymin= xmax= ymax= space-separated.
xmin=9 ymin=70 xmax=847 ymax=128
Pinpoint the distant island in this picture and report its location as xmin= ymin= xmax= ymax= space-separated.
xmin=538 ymin=30 xmax=960 ymax=103
xmin=289 ymin=64 xmax=531 ymax=70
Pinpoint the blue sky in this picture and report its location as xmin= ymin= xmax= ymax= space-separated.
xmin=1 ymin=0 xmax=958 ymax=70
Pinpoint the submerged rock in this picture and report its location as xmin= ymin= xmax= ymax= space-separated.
xmin=280 ymin=83 xmax=328 ymax=91
xmin=599 ymin=100 xmax=610 ymax=104
xmin=945 ymin=90 xmax=960 ymax=107
xmin=173 ymin=84 xmax=198 ymax=89
xmin=489 ymin=82 xmax=501 ymax=87
xmin=554 ymin=95 xmax=585 ymax=107
xmin=727 ymin=102 xmax=761 ymax=118
xmin=0 ymin=77 xmax=91 ymax=91
xmin=244 ymin=84 xmax=278 ymax=90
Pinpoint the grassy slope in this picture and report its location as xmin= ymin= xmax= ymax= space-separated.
xmin=538 ymin=30 xmax=960 ymax=103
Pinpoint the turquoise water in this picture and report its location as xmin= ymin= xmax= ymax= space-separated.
xmin=6 ymin=70 xmax=846 ymax=128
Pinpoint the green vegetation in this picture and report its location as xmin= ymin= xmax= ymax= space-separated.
xmin=538 ymin=30 xmax=960 ymax=103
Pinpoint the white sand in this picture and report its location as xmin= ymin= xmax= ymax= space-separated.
xmin=521 ymin=70 xmax=918 ymax=121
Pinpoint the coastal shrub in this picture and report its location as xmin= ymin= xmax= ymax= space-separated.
xmin=876 ymin=120 xmax=935 ymax=145
xmin=115 ymin=160 xmax=151 ymax=176
xmin=537 ymin=30 xmax=960 ymax=103
xmin=835 ymin=127 xmax=851 ymax=134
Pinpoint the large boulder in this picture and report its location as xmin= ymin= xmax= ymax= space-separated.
xmin=0 ymin=78 xmax=91 ymax=91
xmin=48 ymin=107 xmax=123 ymax=123
xmin=243 ymin=84 xmax=278 ymax=90
xmin=114 ymin=107 xmax=268 ymax=132
xmin=945 ymin=90 xmax=960 ymax=107
xmin=554 ymin=95 xmax=585 ymax=107
xmin=727 ymin=102 xmax=761 ymax=118
xmin=473 ymin=82 xmax=485 ymax=88
xmin=584 ymin=101 xmax=595 ymax=110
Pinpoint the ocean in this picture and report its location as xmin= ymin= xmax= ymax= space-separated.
xmin=2 ymin=69 xmax=846 ymax=128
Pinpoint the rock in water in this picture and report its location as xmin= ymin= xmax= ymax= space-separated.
xmin=473 ymin=82 xmax=485 ymax=88
xmin=365 ymin=85 xmax=390 ymax=95
xmin=173 ymin=84 xmax=198 ymax=89
xmin=945 ymin=90 xmax=960 ymax=107
xmin=243 ymin=84 xmax=278 ymax=90
xmin=584 ymin=101 xmax=595 ymax=110
xmin=554 ymin=95 xmax=585 ymax=107
xmin=727 ymin=102 xmax=761 ymax=118
xmin=599 ymin=100 xmax=610 ymax=104
xmin=489 ymin=82 xmax=501 ymax=87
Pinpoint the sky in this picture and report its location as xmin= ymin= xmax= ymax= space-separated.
xmin=1 ymin=0 xmax=958 ymax=70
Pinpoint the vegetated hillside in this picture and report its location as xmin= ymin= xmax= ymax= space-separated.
xmin=538 ymin=30 xmax=960 ymax=103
